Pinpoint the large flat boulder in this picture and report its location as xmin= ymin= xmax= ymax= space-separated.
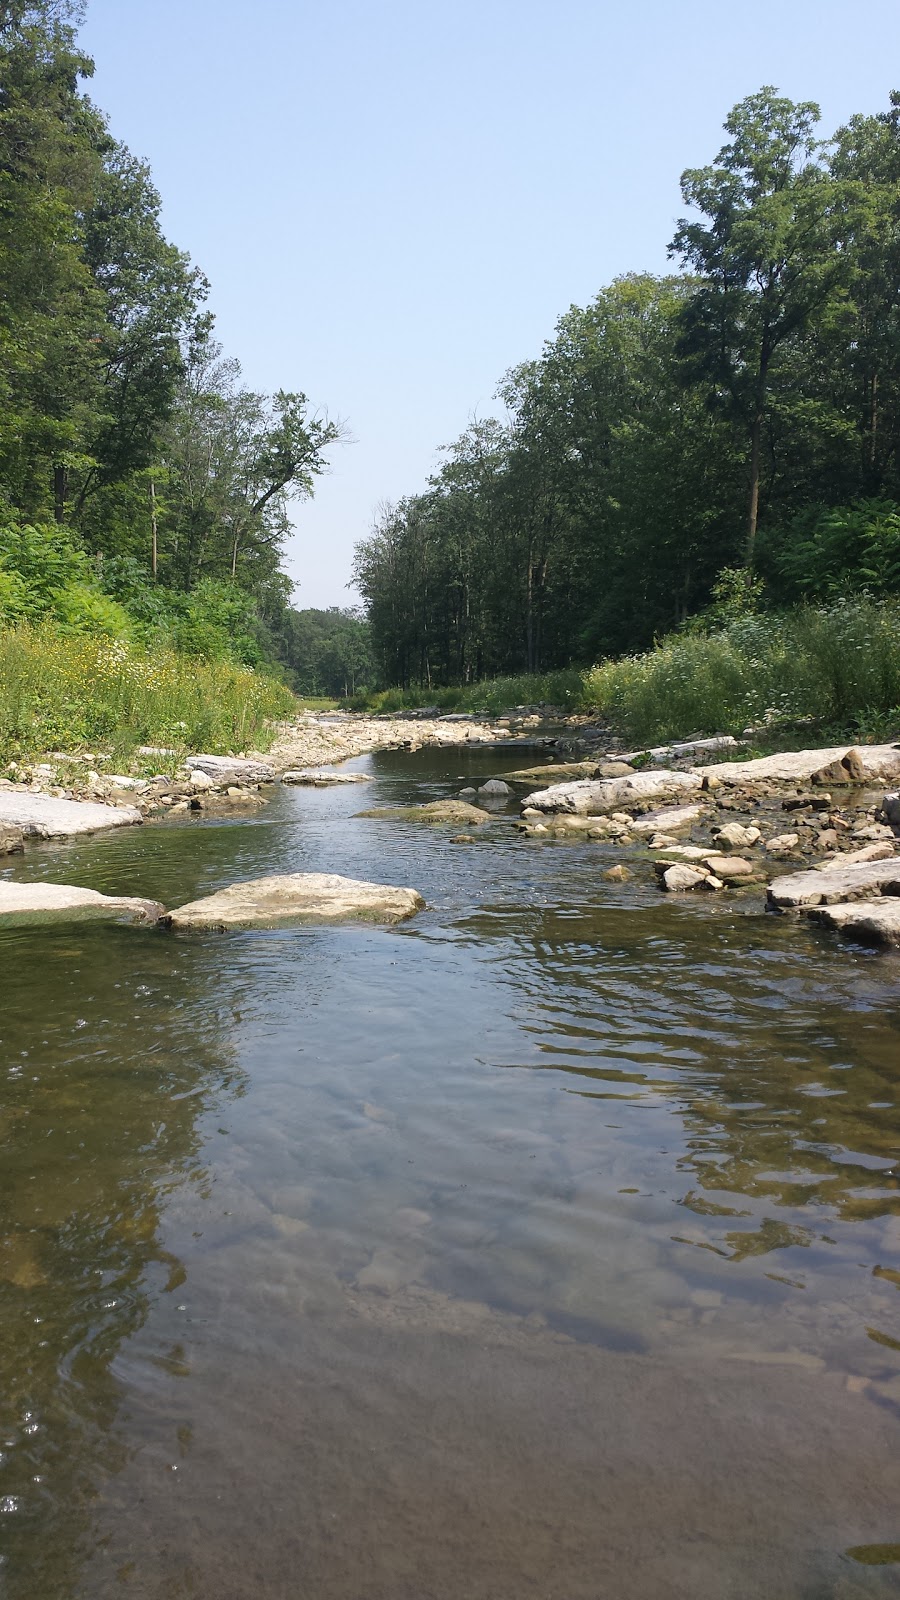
xmin=166 ymin=872 xmax=424 ymax=930
xmin=768 ymin=858 xmax=900 ymax=910
xmin=282 ymin=769 xmax=371 ymax=785
xmin=185 ymin=754 xmax=275 ymax=784
xmin=359 ymin=800 xmax=491 ymax=826
xmin=808 ymin=900 xmax=900 ymax=947
xmin=0 ymin=882 xmax=163 ymax=924
xmin=0 ymin=793 xmax=142 ymax=838
xmin=629 ymin=803 xmax=706 ymax=836
xmin=521 ymin=770 xmax=702 ymax=816
xmin=699 ymin=744 xmax=900 ymax=787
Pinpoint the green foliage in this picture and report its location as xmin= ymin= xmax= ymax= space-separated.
xmin=761 ymin=500 xmax=900 ymax=600
xmin=584 ymin=600 xmax=900 ymax=743
xmin=0 ymin=623 xmax=293 ymax=762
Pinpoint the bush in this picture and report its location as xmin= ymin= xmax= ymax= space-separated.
xmin=583 ymin=598 xmax=900 ymax=743
xmin=0 ymin=624 xmax=295 ymax=762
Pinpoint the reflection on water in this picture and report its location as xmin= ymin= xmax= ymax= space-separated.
xmin=1 ymin=743 xmax=900 ymax=1598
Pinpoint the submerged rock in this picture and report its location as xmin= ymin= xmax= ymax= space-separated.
xmin=166 ymin=872 xmax=425 ymax=930
xmin=0 ymin=882 xmax=164 ymax=924
xmin=0 ymin=792 xmax=142 ymax=838
xmin=359 ymin=800 xmax=492 ymax=826
xmin=478 ymin=779 xmax=511 ymax=795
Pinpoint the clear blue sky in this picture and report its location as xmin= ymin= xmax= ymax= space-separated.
xmin=81 ymin=0 xmax=900 ymax=609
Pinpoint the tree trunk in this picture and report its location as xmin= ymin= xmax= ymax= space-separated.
xmin=745 ymin=411 xmax=763 ymax=568
xmin=54 ymin=466 xmax=68 ymax=525
xmin=870 ymin=370 xmax=879 ymax=470
xmin=150 ymin=478 xmax=158 ymax=578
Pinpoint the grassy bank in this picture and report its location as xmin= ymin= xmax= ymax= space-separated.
xmin=0 ymin=626 xmax=295 ymax=766
xmin=349 ymin=600 xmax=900 ymax=748
xmin=585 ymin=599 xmax=900 ymax=745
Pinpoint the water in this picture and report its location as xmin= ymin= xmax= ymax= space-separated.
xmin=1 ymin=744 xmax=899 ymax=1599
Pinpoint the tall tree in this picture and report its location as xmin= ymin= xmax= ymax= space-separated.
xmin=671 ymin=88 xmax=851 ymax=565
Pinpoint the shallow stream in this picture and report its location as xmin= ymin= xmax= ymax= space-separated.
xmin=1 ymin=743 xmax=900 ymax=1598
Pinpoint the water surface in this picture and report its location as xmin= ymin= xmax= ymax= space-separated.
xmin=2 ymin=745 xmax=900 ymax=1598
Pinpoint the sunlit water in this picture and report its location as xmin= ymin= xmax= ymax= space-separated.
xmin=1 ymin=744 xmax=899 ymax=1598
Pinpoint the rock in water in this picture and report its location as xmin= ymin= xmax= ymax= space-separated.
xmin=0 ymin=793 xmax=142 ymax=838
xmin=712 ymin=822 xmax=761 ymax=850
xmin=281 ymin=769 xmax=371 ymax=785
xmin=478 ymin=779 xmax=511 ymax=795
xmin=661 ymin=864 xmax=709 ymax=892
xmin=808 ymin=899 xmax=900 ymax=947
xmin=0 ymin=823 xmax=25 ymax=855
xmin=521 ymin=770 xmax=702 ymax=816
xmin=166 ymin=872 xmax=424 ymax=930
xmin=358 ymin=800 xmax=491 ymax=825
xmin=768 ymin=858 xmax=900 ymax=909
xmin=0 ymin=882 xmax=164 ymax=924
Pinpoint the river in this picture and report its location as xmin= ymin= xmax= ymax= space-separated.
xmin=1 ymin=741 xmax=899 ymax=1598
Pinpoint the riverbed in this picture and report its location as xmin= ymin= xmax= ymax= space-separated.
xmin=1 ymin=741 xmax=899 ymax=1598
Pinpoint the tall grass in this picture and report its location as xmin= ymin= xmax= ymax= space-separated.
xmin=0 ymin=625 xmax=295 ymax=763
xmin=347 ymin=669 xmax=586 ymax=715
xmin=583 ymin=599 xmax=900 ymax=744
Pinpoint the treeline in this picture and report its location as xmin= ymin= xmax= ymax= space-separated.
xmin=354 ymin=89 xmax=900 ymax=687
xmin=0 ymin=1 xmax=346 ymax=684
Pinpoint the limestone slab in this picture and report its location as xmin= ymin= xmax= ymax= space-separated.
xmin=0 ymin=792 xmax=142 ymax=838
xmin=521 ymin=770 xmax=702 ymax=816
xmin=699 ymin=744 xmax=900 ymax=787
xmin=768 ymin=858 xmax=900 ymax=909
xmin=0 ymin=882 xmax=163 ymax=924
xmin=808 ymin=900 xmax=900 ymax=947
xmin=166 ymin=872 xmax=424 ymax=930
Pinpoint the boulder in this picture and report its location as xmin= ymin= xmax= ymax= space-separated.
xmin=811 ymin=747 xmax=867 ymax=786
xmin=0 ymin=882 xmax=163 ymax=924
xmin=661 ymin=864 xmax=708 ymax=892
xmin=701 ymin=854 xmax=755 ymax=881
xmin=603 ymin=864 xmax=631 ymax=883
xmin=185 ymin=754 xmax=275 ymax=784
xmin=478 ymin=779 xmax=511 ymax=795
xmin=768 ymin=858 xmax=900 ymax=910
xmin=359 ymin=800 xmax=491 ymax=825
xmin=521 ymin=769 xmax=702 ymax=816
xmin=165 ymin=872 xmax=424 ymax=930
xmin=630 ymin=803 xmax=706 ymax=836
xmin=0 ymin=792 xmax=142 ymax=838
xmin=881 ymin=792 xmax=900 ymax=827
xmin=712 ymin=822 xmax=761 ymax=850
xmin=808 ymin=899 xmax=900 ymax=947
xmin=0 ymin=823 xmax=25 ymax=855
xmin=281 ymin=769 xmax=371 ymax=785
xmin=766 ymin=833 xmax=800 ymax=856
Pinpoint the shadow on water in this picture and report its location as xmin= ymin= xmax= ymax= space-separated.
xmin=0 ymin=925 xmax=245 ymax=1598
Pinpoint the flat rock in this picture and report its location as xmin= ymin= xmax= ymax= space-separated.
xmin=0 ymin=882 xmax=163 ymax=924
xmin=166 ymin=872 xmax=424 ymax=930
xmin=359 ymin=800 xmax=492 ymax=825
xmin=522 ymin=770 xmax=702 ymax=816
xmin=651 ymin=844 xmax=710 ymax=861
xmin=702 ymin=854 xmax=755 ymax=880
xmin=630 ymin=803 xmax=706 ymax=836
xmin=768 ymin=858 xmax=900 ymax=910
xmin=808 ymin=900 xmax=900 ymax=947
xmin=766 ymin=833 xmax=800 ymax=856
xmin=818 ymin=842 xmax=895 ymax=869
xmin=185 ymin=754 xmax=275 ymax=784
xmin=281 ymin=769 xmax=371 ymax=785
xmin=0 ymin=823 xmax=25 ymax=855
xmin=0 ymin=793 xmax=142 ymax=838
xmin=699 ymin=744 xmax=900 ymax=787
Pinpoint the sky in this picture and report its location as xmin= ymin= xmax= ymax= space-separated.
xmin=80 ymin=0 xmax=900 ymax=610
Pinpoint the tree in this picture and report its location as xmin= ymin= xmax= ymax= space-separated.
xmin=671 ymin=88 xmax=852 ymax=565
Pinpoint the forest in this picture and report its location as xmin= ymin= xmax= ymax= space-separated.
xmin=354 ymin=88 xmax=900 ymax=694
xmin=0 ymin=0 xmax=372 ymax=725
